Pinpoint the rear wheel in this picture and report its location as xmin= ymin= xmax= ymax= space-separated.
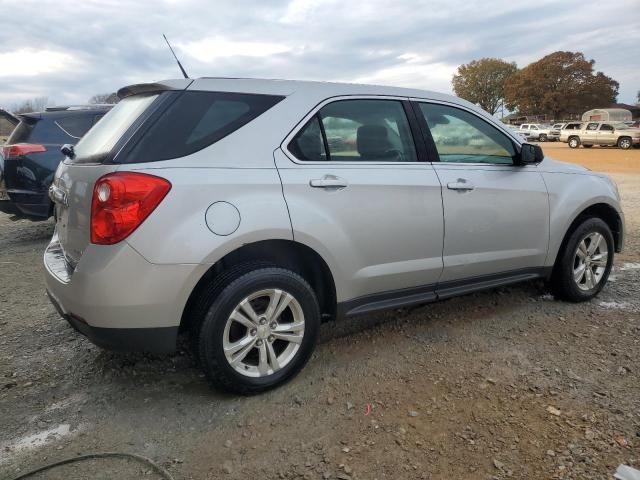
xmin=551 ymin=218 xmax=614 ymax=302
xmin=197 ymin=267 xmax=320 ymax=394
xmin=618 ymin=137 xmax=632 ymax=150
xmin=568 ymin=137 xmax=580 ymax=148
xmin=538 ymin=134 xmax=547 ymax=142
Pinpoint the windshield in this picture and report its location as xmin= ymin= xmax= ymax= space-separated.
xmin=71 ymin=93 xmax=158 ymax=163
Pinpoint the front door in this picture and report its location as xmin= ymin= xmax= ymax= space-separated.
xmin=276 ymin=97 xmax=444 ymax=303
xmin=413 ymin=100 xmax=549 ymax=284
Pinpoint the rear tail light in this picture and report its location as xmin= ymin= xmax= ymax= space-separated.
xmin=2 ymin=143 xmax=46 ymax=158
xmin=91 ymin=172 xmax=171 ymax=245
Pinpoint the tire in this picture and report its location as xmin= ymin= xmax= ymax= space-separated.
xmin=197 ymin=267 xmax=320 ymax=394
xmin=568 ymin=137 xmax=580 ymax=148
xmin=617 ymin=137 xmax=632 ymax=150
xmin=583 ymin=144 xmax=593 ymax=148
xmin=551 ymin=217 xmax=614 ymax=302
xmin=538 ymin=134 xmax=547 ymax=142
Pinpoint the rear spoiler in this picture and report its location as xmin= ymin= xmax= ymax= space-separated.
xmin=117 ymin=79 xmax=193 ymax=100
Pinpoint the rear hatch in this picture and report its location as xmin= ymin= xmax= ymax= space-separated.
xmin=52 ymin=92 xmax=162 ymax=266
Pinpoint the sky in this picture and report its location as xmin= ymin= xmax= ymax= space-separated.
xmin=0 ymin=0 xmax=638 ymax=110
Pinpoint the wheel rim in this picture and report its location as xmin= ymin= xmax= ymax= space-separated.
xmin=223 ymin=288 xmax=305 ymax=378
xmin=620 ymin=139 xmax=630 ymax=149
xmin=569 ymin=139 xmax=577 ymax=147
xmin=573 ymin=232 xmax=608 ymax=291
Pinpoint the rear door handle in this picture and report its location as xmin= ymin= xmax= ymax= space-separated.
xmin=447 ymin=179 xmax=475 ymax=192
xmin=309 ymin=175 xmax=348 ymax=189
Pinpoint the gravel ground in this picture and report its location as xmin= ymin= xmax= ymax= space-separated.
xmin=1 ymin=144 xmax=639 ymax=480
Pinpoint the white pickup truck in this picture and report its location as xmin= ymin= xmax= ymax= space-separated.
xmin=518 ymin=123 xmax=555 ymax=142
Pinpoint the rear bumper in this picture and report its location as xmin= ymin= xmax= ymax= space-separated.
xmin=44 ymin=234 xmax=207 ymax=353
xmin=48 ymin=290 xmax=178 ymax=353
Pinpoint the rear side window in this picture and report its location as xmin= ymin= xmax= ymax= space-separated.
xmin=600 ymin=124 xmax=614 ymax=131
xmin=124 ymin=91 xmax=284 ymax=163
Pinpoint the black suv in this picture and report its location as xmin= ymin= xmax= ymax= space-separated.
xmin=1 ymin=105 xmax=112 ymax=218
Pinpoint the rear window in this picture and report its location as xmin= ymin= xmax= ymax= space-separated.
xmin=8 ymin=113 xmax=97 ymax=145
xmin=122 ymin=91 xmax=284 ymax=163
xmin=72 ymin=94 xmax=159 ymax=163
xmin=55 ymin=115 xmax=94 ymax=139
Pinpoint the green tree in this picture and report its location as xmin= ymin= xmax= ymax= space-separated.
xmin=504 ymin=51 xmax=618 ymax=118
xmin=452 ymin=58 xmax=518 ymax=115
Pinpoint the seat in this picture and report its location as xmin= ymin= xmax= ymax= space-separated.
xmin=356 ymin=125 xmax=393 ymax=160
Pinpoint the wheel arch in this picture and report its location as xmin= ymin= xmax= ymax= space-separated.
xmin=180 ymin=239 xmax=337 ymax=333
xmin=552 ymin=202 xmax=623 ymax=270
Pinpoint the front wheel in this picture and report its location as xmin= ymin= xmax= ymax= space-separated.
xmin=618 ymin=137 xmax=632 ymax=150
xmin=538 ymin=134 xmax=547 ymax=142
xmin=551 ymin=218 xmax=614 ymax=302
xmin=197 ymin=268 xmax=320 ymax=394
xmin=568 ymin=137 xmax=580 ymax=148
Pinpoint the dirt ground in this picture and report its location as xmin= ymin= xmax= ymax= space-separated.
xmin=1 ymin=143 xmax=639 ymax=480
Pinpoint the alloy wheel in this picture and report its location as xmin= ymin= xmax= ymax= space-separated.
xmin=223 ymin=288 xmax=305 ymax=378
xmin=573 ymin=232 xmax=608 ymax=291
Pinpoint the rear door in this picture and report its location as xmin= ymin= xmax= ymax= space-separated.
xmin=276 ymin=97 xmax=444 ymax=304
xmin=597 ymin=123 xmax=616 ymax=145
xmin=412 ymin=100 xmax=549 ymax=286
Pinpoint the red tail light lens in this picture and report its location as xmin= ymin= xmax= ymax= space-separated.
xmin=2 ymin=143 xmax=46 ymax=158
xmin=91 ymin=172 xmax=171 ymax=245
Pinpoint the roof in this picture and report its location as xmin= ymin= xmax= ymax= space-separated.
xmin=120 ymin=77 xmax=463 ymax=105
xmin=192 ymin=76 xmax=454 ymax=100
xmin=583 ymin=108 xmax=631 ymax=114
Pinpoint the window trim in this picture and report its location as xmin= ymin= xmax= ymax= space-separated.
xmin=281 ymin=95 xmax=429 ymax=166
xmin=409 ymin=98 xmax=529 ymax=167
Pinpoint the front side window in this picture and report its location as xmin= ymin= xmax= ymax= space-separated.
xmin=418 ymin=103 xmax=515 ymax=165
xmin=289 ymin=99 xmax=417 ymax=162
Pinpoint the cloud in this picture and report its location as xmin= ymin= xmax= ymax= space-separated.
xmin=0 ymin=0 xmax=637 ymax=109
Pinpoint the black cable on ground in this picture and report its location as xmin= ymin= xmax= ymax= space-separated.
xmin=9 ymin=452 xmax=175 ymax=480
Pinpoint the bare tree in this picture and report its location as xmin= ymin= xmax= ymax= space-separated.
xmin=88 ymin=93 xmax=119 ymax=104
xmin=12 ymin=97 xmax=51 ymax=114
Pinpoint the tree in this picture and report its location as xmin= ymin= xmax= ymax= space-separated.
xmin=637 ymin=90 xmax=640 ymax=103
xmin=11 ymin=97 xmax=51 ymax=114
xmin=88 ymin=92 xmax=119 ymax=104
xmin=504 ymin=51 xmax=618 ymax=118
xmin=452 ymin=58 xmax=518 ymax=115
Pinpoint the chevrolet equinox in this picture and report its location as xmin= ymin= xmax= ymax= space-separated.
xmin=45 ymin=78 xmax=625 ymax=394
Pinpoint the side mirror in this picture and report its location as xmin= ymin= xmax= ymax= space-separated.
xmin=60 ymin=144 xmax=75 ymax=159
xmin=518 ymin=143 xmax=543 ymax=165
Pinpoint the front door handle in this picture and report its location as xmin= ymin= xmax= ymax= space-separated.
xmin=447 ymin=179 xmax=475 ymax=192
xmin=309 ymin=175 xmax=348 ymax=189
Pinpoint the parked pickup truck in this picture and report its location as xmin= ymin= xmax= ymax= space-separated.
xmin=518 ymin=123 xmax=555 ymax=142
xmin=561 ymin=121 xmax=640 ymax=150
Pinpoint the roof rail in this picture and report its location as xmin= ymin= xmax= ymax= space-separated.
xmin=45 ymin=104 xmax=114 ymax=112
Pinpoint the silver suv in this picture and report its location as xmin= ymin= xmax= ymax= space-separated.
xmin=45 ymin=78 xmax=625 ymax=394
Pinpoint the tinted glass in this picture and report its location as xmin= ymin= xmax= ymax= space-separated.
xmin=8 ymin=117 xmax=69 ymax=145
xmin=289 ymin=116 xmax=327 ymax=161
xmin=419 ymin=103 xmax=515 ymax=164
xmin=55 ymin=114 xmax=94 ymax=139
xmin=124 ymin=91 xmax=284 ymax=163
xmin=299 ymin=99 xmax=417 ymax=162
xmin=72 ymin=93 xmax=159 ymax=163
xmin=600 ymin=124 xmax=614 ymax=131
